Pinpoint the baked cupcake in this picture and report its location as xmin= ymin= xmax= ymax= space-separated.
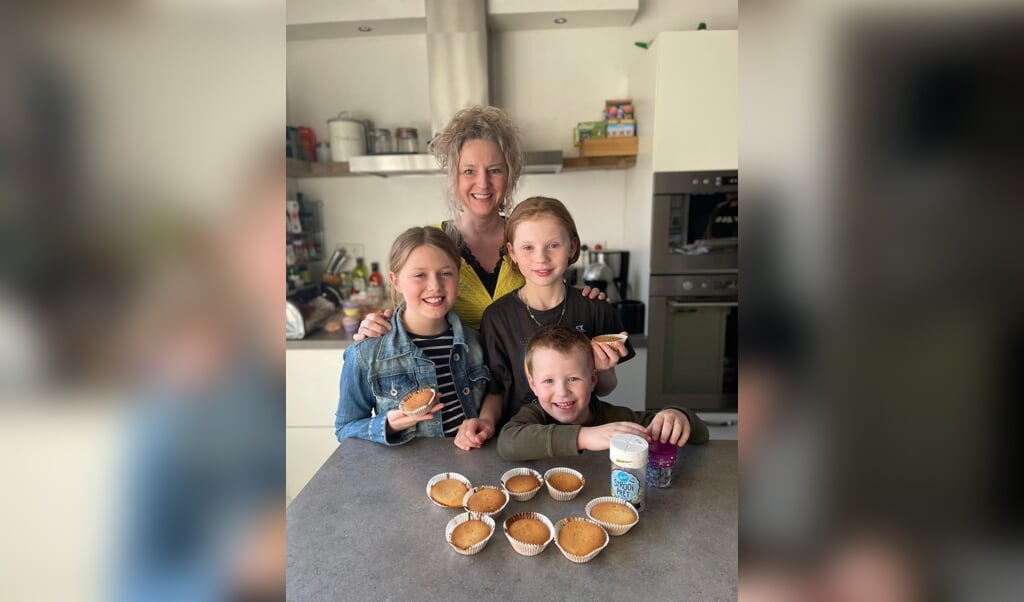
xmin=585 ymin=496 xmax=640 ymax=536
xmin=543 ymin=467 xmax=585 ymax=501
xmin=553 ymin=517 xmax=609 ymax=563
xmin=426 ymin=472 xmax=472 ymax=508
xmin=593 ymin=333 xmax=628 ymax=344
xmin=462 ymin=485 xmax=509 ymax=519
xmin=503 ymin=512 xmax=555 ymax=556
xmin=500 ymin=468 xmax=544 ymax=501
xmin=445 ymin=512 xmax=495 ymax=556
xmin=399 ymin=387 xmax=436 ymax=417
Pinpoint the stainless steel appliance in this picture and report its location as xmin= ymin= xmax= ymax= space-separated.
xmin=647 ymin=273 xmax=737 ymax=411
xmin=647 ymin=169 xmax=738 ymax=412
xmin=651 ymin=170 xmax=738 ymax=274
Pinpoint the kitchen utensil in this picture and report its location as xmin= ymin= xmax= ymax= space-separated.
xmin=583 ymin=253 xmax=620 ymax=303
xmin=327 ymin=112 xmax=367 ymax=161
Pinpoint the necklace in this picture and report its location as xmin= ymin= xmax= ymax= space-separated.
xmin=519 ymin=282 xmax=567 ymax=328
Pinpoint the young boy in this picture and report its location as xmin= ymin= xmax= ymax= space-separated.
xmin=497 ymin=326 xmax=709 ymax=461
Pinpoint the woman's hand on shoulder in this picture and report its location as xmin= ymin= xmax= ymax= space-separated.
xmin=578 ymin=285 xmax=608 ymax=303
xmin=352 ymin=309 xmax=394 ymax=342
xmin=577 ymin=421 xmax=650 ymax=452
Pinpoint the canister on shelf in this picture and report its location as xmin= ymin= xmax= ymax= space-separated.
xmin=395 ymin=127 xmax=418 ymax=153
xmin=316 ymin=142 xmax=332 ymax=163
xmin=370 ymin=129 xmax=393 ymax=154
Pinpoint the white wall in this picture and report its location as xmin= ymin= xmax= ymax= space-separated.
xmin=286 ymin=1 xmax=737 ymax=297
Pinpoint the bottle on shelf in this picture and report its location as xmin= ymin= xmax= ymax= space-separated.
xmin=351 ymin=257 xmax=369 ymax=294
xmin=367 ymin=261 xmax=385 ymax=304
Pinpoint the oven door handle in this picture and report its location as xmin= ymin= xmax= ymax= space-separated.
xmin=667 ymin=300 xmax=738 ymax=311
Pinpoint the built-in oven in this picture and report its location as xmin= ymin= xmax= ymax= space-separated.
xmin=651 ymin=170 xmax=738 ymax=274
xmin=646 ymin=273 xmax=738 ymax=412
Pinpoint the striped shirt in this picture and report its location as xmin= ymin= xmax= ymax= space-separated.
xmin=410 ymin=327 xmax=465 ymax=437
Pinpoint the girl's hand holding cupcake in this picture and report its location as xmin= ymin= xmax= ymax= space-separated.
xmin=385 ymin=407 xmax=438 ymax=434
xmin=590 ymin=332 xmax=628 ymax=372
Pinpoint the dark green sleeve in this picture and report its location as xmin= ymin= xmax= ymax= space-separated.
xmin=594 ymin=401 xmax=710 ymax=445
xmin=497 ymin=405 xmax=583 ymax=461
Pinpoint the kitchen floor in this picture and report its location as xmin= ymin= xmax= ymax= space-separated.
xmin=697 ymin=412 xmax=738 ymax=441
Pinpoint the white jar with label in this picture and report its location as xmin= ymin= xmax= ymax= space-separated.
xmin=327 ymin=112 xmax=367 ymax=162
xmin=609 ymin=434 xmax=648 ymax=511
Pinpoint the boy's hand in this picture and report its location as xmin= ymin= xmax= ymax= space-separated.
xmin=647 ymin=408 xmax=691 ymax=445
xmin=385 ymin=406 xmax=438 ymax=434
xmin=454 ymin=417 xmax=496 ymax=451
xmin=578 ymin=421 xmax=650 ymax=452
xmin=591 ymin=332 xmax=628 ymax=372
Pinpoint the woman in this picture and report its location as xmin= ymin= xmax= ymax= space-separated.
xmin=354 ymin=106 xmax=600 ymax=338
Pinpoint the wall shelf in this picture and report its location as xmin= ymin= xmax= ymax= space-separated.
xmin=287 ymin=155 xmax=636 ymax=178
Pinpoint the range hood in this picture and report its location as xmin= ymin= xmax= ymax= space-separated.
xmin=348 ymin=0 xmax=563 ymax=176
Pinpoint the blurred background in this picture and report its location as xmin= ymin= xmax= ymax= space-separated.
xmin=1 ymin=0 xmax=1022 ymax=601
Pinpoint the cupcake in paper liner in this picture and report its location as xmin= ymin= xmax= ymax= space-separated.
xmin=462 ymin=485 xmax=509 ymax=520
xmin=426 ymin=472 xmax=472 ymax=509
xmin=553 ymin=517 xmax=609 ymax=563
xmin=585 ymin=496 xmax=639 ymax=536
xmin=543 ymin=467 xmax=585 ymax=501
xmin=399 ymin=387 xmax=436 ymax=417
xmin=503 ymin=512 xmax=554 ymax=556
xmin=500 ymin=467 xmax=544 ymax=502
xmin=446 ymin=512 xmax=495 ymax=556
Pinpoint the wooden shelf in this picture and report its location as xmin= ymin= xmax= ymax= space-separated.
xmin=287 ymin=154 xmax=637 ymax=177
xmin=561 ymin=155 xmax=637 ymax=171
xmin=287 ymin=158 xmax=353 ymax=178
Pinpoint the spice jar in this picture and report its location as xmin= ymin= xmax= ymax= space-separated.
xmin=395 ymin=127 xmax=419 ymax=153
xmin=609 ymin=434 xmax=648 ymax=511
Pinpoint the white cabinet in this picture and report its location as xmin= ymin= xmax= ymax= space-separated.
xmin=286 ymin=348 xmax=345 ymax=504
xmin=631 ymin=30 xmax=738 ymax=173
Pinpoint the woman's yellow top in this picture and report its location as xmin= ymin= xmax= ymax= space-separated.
xmin=452 ymin=254 xmax=524 ymax=330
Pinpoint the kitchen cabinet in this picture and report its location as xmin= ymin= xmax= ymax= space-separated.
xmin=633 ymin=30 xmax=738 ymax=173
xmin=286 ymin=348 xmax=344 ymax=504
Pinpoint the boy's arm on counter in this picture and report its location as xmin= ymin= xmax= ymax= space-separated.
xmin=496 ymin=405 xmax=582 ymax=461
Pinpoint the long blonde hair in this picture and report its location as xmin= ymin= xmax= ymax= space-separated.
xmin=430 ymin=106 xmax=524 ymax=238
xmin=387 ymin=226 xmax=461 ymax=306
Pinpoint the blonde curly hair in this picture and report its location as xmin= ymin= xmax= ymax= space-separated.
xmin=430 ymin=106 xmax=524 ymax=236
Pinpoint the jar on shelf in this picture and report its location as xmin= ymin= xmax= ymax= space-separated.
xmin=370 ymin=129 xmax=393 ymax=154
xmin=395 ymin=127 xmax=418 ymax=153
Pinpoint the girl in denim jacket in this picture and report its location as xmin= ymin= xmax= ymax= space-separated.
xmin=335 ymin=226 xmax=502 ymax=449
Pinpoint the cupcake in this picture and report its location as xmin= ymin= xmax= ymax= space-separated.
xmin=503 ymin=512 xmax=555 ymax=556
xmin=462 ymin=485 xmax=509 ymax=519
xmin=554 ymin=517 xmax=609 ymax=563
xmin=500 ymin=468 xmax=544 ymax=502
xmin=593 ymin=333 xmax=628 ymax=344
xmin=445 ymin=513 xmax=495 ymax=556
xmin=426 ymin=472 xmax=472 ymax=508
xmin=543 ymin=467 xmax=585 ymax=501
xmin=400 ymin=388 xmax=436 ymax=417
xmin=585 ymin=496 xmax=640 ymax=536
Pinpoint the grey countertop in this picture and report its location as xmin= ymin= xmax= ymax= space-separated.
xmin=287 ymin=438 xmax=736 ymax=601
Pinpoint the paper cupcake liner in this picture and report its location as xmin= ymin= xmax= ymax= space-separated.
xmin=553 ymin=517 xmax=610 ymax=564
xmin=462 ymin=485 xmax=509 ymax=520
xmin=399 ymin=387 xmax=436 ymax=417
xmin=543 ymin=467 xmax=586 ymax=501
xmin=500 ymin=467 xmax=544 ymax=502
xmin=584 ymin=496 xmax=640 ymax=536
xmin=593 ymin=333 xmax=629 ymax=344
xmin=445 ymin=512 xmax=495 ymax=556
xmin=426 ymin=472 xmax=472 ymax=509
xmin=503 ymin=512 xmax=555 ymax=557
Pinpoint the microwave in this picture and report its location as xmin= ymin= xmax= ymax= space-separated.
xmin=651 ymin=170 xmax=738 ymax=274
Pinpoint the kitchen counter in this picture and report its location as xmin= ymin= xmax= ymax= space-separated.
xmin=287 ymin=330 xmax=647 ymax=350
xmin=286 ymin=438 xmax=736 ymax=600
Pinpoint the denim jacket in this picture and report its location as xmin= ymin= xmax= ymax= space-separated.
xmin=335 ymin=309 xmax=490 ymax=445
